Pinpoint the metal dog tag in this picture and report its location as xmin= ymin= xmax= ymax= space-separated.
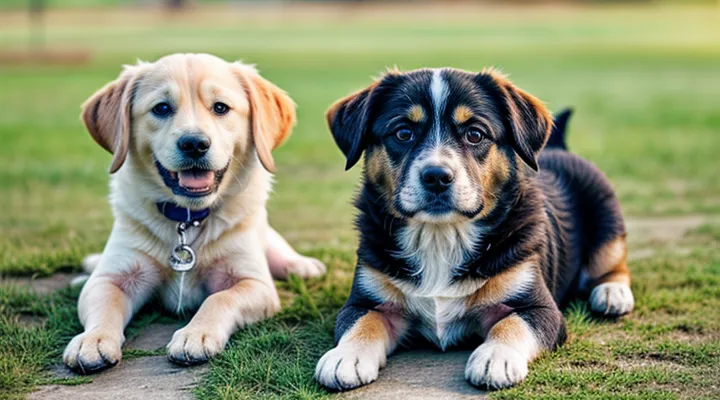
xmin=169 ymin=221 xmax=199 ymax=273
xmin=170 ymin=244 xmax=196 ymax=272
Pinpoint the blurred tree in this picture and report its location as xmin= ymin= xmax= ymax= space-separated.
xmin=167 ymin=0 xmax=188 ymax=9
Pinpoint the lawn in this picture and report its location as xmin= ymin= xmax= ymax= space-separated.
xmin=0 ymin=4 xmax=719 ymax=399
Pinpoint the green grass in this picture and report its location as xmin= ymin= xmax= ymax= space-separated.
xmin=1 ymin=4 xmax=719 ymax=399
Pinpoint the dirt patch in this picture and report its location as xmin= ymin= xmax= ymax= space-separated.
xmin=625 ymin=215 xmax=720 ymax=246
xmin=17 ymin=314 xmax=46 ymax=328
xmin=0 ymin=50 xmax=90 ymax=66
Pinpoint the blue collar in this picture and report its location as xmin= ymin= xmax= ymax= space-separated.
xmin=156 ymin=202 xmax=210 ymax=223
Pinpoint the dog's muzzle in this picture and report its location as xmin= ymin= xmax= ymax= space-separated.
xmin=155 ymin=159 xmax=229 ymax=198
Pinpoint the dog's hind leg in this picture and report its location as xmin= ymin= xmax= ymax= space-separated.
xmin=266 ymin=226 xmax=326 ymax=279
xmin=579 ymin=182 xmax=634 ymax=317
xmin=554 ymin=152 xmax=634 ymax=317
xmin=585 ymin=235 xmax=634 ymax=316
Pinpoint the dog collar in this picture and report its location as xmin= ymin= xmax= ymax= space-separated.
xmin=156 ymin=202 xmax=210 ymax=223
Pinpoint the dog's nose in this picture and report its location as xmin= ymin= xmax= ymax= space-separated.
xmin=177 ymin=135 xmax=211 ymax=159
xmin=420 ymin=165 xmax=454 ymax=193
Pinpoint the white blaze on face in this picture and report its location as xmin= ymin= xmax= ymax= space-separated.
xmin=397 ymin=69 xmax=481 ymax=221
xmin=430 ymin=69 xmax=449 ymax=147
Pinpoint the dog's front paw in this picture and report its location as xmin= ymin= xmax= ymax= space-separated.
xmin=314 ymin=344 xmax=384 ymax=391
xmin=589 ymin=282 xmax=634 ymax=316
xmin=167 ymin=325 xmax=226 ymax=366
xmin=284 ymin=256 xmax=327 ymax=279
xmin=63 ymin=330 xmax=123 ymax=374
xmin=465 ymin=342 xmax=528 ymax=390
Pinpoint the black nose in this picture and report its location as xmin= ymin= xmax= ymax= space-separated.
xmin=420 ymin=166 xmax=454 ymax=193
xmin=177 ymin=135 xmax=211 ymax=159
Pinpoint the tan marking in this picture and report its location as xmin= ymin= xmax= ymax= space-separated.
xmin=487 ymin=313 xmax=526 ymax=345
xmin=346 ymin=311 xmax=390 ymax=344
xmin=466 ymin=259 xmax=535 ymax=308
xmin=481 ymin=66 xmax=510 ymax=85
xmin=366 ymin=148 xmax=395 ymax=192
xmin=362 ymin=266 xmax=405 ymax=305
xmin=587 ymin=237 xmax=630 ymax=286
xmin=478 ymin=147 xmax=510 ymax=218
xmin=366 ymin=149 xmax=407 ymax=219
xmin=407 ymin=105 xmax=426 ymax=123
xmin=453 ymin=105 xmax=473 ymax=124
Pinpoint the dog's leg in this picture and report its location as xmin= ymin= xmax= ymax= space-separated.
xmin=585 ymin=236 xmax=634 ymax=316
xmin=64 ymin=256 xmax=160 ymax=374
xmin=315 ymin=304 xmax=407 ymax=391
xmin=266 ymin=225 xmax=326 ymax=279
xmin=466 ymin=287 xmax=565 ymax=389
xmin=166 ymin=276 xmax=280 ymax=365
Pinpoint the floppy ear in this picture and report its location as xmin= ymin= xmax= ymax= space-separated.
xmin=326 ymin=82 xmax=379 ymax=170
xmin=234 ymin=64 xmax=296 ymax=173
xmin=482 ymin=70 xmax=553 ymax=171
xmin=81 ymin=67 xmax=142 ymax=174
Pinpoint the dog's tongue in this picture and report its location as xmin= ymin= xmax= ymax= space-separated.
xmin=178 ymin=170 xmax=215 ymax=190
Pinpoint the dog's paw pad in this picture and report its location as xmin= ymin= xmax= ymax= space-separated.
xmin=314 ymin=344 xmax=383 ymax=391
xmin=465 ymin=343 xmax=528 ymax=390
xmin=589 ymin=282 xmax=634 ymax=316
xmin=166 ymin=326 xmax=225 ymax=366
xmin=286 ymin=256 xmax=327 ymax=279
xmin=63 ymin=330 xmax=123 ymax=375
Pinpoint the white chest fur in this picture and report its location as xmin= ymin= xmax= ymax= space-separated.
xmin=392 ymin=221 xmax=484 ymax=348
xmin=405 ymin=295 xmax=474 ymax=350
xmin=395 ymin=221 xmax=481 ymax=297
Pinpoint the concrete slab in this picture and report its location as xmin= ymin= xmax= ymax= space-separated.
xmin=125 ymin=323 xmax=183 ymax=351
xmin=31 ymin=357 xmax=207 ymax=400
xmin=340 ymin=349 xmax=486 ymax=400
xmin=1 ymin=272 xmax=81 ymax=295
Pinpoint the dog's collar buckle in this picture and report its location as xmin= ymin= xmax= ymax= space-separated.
xmin=170 ymin=221 xmax=199 ymax=273
xmin=169 ymin=220 xmax=202 ymax=315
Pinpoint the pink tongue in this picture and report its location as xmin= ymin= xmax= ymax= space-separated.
xmin=178 ymin=170 xmax=215 ymax=190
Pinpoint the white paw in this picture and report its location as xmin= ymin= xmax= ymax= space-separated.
xmin=63 ymin=330 xmax=124 ymax=374
xmin=166 ymin=325 xmax=226 ymax=366
xmin=314 ymin=344 xmax=384 ymax=391
xmin=589 ymin=282 xmax=634 ymax=316
xmin=465 ymin=342 xmax=529 ymax=389
xmin=283 ymin=256 xmax=327 ymax=279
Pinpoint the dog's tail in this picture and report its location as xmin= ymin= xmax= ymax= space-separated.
xmin=68 ymin=254 xmax=101 ymax=288
xmin=545 ymin=108 xmax=573 ymax=151
xmin=82 ymin=253 xmax=102 ymax=274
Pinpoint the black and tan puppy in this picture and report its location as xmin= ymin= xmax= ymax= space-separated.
xmin=314 ymin=68 xmax=633 ymax=390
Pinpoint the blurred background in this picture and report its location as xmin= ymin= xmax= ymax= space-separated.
xmin=1 ymin=0 xmax=718 ymax=273
xmin=2 ymin=2 xmax=720 ymax=399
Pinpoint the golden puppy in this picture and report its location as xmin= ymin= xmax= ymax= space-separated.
xmin=64 ymin=53 xmax=326 ymax=374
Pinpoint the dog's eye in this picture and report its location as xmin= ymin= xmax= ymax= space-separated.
xmin=213 ymin=102 xmax=230 ymax=116
xmin=151 ymin=102 xmax=173 ymax=118
xmin=465 ymin=128 xmax=485 ymax=145
xmin=395 ymin=128 xmax=414 ymax=143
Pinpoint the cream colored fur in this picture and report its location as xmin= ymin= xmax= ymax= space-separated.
xmin=63 ymin=54 xmax=325 ymax=374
